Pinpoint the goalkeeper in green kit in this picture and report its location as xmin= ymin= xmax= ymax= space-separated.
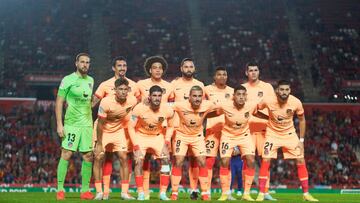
xmin=55 ymin=53 xmax=95 ymax=200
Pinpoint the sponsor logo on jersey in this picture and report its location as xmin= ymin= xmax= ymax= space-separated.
xmin=258 ymin=91 xmax=263 ymax=97
xmin=286 ymin=109 xmax=293 ymax=116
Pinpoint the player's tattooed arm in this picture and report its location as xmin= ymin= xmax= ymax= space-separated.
xmin=91 ymin=95 xmax=100 ymax=108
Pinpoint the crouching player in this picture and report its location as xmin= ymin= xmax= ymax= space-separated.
xmin=128 ymin=85 xmax=175 ymax=200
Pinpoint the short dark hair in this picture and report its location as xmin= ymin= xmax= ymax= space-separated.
xmin=245 ymin=61 xmax=258 ymax=71
xmin=214 ymin=66 xmax=227 ymax=75
xmin=144 ymin=56 xmax=168 ymax=76
xmin=189 ymin=85 xmax=203 ymax=95
xmin=180 ymin=58 xmax=193 ymax=67
xmin=112 ymin=56 xmax=127 ymax=67
xmin=149 ymin=85 xmax=163 ymax=95
xmin=276 ymin=80 xmax=291 ymax=88
xmin=114 ymin=78 xmax=129 ymax=87
xmin=234 ymin=85 xmax=247 ymax=93
xmin=75 ymin=53 xmax=90 ymax=61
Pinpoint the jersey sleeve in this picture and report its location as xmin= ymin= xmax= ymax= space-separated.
xmin=257 ymin=99 xmax=267 ymax=111
xmin=295 ymin=99 xmax=304 ymax=116
xmin=57 ymin=76 xmax=71 ymax=98
xmin=98 ymin=99 xmax=108 ymax=119
xmin=94 ymin=83 xmax=106 ymax=99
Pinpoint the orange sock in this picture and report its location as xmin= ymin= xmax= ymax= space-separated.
xmin=244 ymin=167 xmax=255 ymax=194
xmin=189 ymin=159 xmax=199 ymax=191
xmin=258 ymin=160 xmax=270 ymax=193
xmin=227 ymin=170 xmax=232 ymax=192
xmin=103 ymin=158 xmax=112 ymax=194
xmin=206 ymin=157 xmax=215 ymax=190
xmin=265 ymin=170 xmax=270 ymax=193
xmin=95 ymin=180 xmax=102 ymax=193
xmin=160 ymin=174 xmax=170 ymax=193
xmin=135 ymin=176 xmax=144 ymax=193
xmin=219 ymin=167 xmax=229 ymax=194
xmin=198 ymin=167 xmax=209 ymax=193
xmin=103 ymin=175 xmax=111 ymax=194
xmin=171 ymin=167 xmax=182 ymax=193
xmin=143 ymin=160 xmax=151 ymax=196
xmin=242 ymin=159 xmax=247 ymax=189
xmin=297 ymin=164 xmax=309 ymax=193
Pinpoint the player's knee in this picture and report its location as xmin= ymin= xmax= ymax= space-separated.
xmin=296 ymin=158 xmax=305 ymax=164
xmin=82 ymin=151 xmax=94 ymax=162
xmin=61 ymin=149 xmax=73 ymax=160
xmin=196 ymin=157 xmax=206 ymax=167
xmin=220 ymin=158 xmax=230 ymax=168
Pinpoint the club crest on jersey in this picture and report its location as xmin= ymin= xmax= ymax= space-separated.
xmin=126 ymin=107 xmax=132 ymax=113
xmin=258 ymin=91 xmax=263 ymax=97
xmin=206 ymin=149 xmax=211 ymax=154
xmin=286 ymin=109 xmax=293 ymax=116
xmin=176 ymin=148 xmax=180 ymax=153
xmin=131 ymin=115 xmax=137 ymax=121
xmin=161 ymin=88 xmax=166 ymax=94
xmin=158 ymin=117 xmax=164 ymax=122
xmin=245 ymin=112 xmax=250 ymax=118
xmin=225 ymin=93 xmax=231 ymax=99
xmin=68 ymin=142 xmax=73 ymax=148
xmin=264 ymin=148 xmax=269 ymax=155
xmin=222 ymin=149 xmax=226 ymax=155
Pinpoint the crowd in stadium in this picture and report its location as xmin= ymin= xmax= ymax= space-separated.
xmin=1 ymin=1 xmax=358 ymax=101
xmin=0 ymin=105 xmax=358 ymax=189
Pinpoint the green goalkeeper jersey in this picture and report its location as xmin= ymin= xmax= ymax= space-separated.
xmin=57 ymin=72 xmax=94 ymax=127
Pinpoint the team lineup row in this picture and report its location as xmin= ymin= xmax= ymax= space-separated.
xmin=55 ymin=53 xmax=319 ymax=201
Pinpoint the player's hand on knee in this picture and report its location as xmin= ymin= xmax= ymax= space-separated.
xmin=57 ymin=124 xmax=64 ymax=138
xmin=133 ymin=145 xmax=143 ymax=164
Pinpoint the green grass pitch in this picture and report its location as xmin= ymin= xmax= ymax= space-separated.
xmin=0 ymin=192 xmax=359 ymax=203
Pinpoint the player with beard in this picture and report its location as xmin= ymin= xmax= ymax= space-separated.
xmin=92 ymin=56 xmax=139 ymax=200
xmin=128 ymin=85 xmax=175 ymax=200
xmin=170 ymin=86 xmax=217 ymax=201
xmin=255 ymin=80 xmax=318 ymax=202
xmin=55 ymin=53 xmax=94 ymax=200
xmin=170 ymin=58 xmax=205 ymax=200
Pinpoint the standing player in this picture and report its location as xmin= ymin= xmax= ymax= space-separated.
xmin=242 ymin=62 xmax=277 ymax=201
xmin=204 ymin=66 xmax=234 ymax=198
xmin=255 ymin=80 xmax=318 ymax=202
xmin=171 ymin=58 xmax=205 ymax=200
xmin=136 ymin=56 xmax=174 ymax=199
xmin=55 ymin=53 xmax=94 ymax=200
xmin=128 ymin=85 xmax=175 ymax=200
xmin=215 ymin=86 xmax=267 ymax=201
xmin=92 ymin=56 xmax=139 ymax=200
xmin=93 ymin=78 xmax=138 ymax=200
xmin=170 ymin=86 xmax=217 ymax=201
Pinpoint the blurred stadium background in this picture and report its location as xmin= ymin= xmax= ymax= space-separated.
xmin=0 ymin=0 xmax=358 ymax=196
